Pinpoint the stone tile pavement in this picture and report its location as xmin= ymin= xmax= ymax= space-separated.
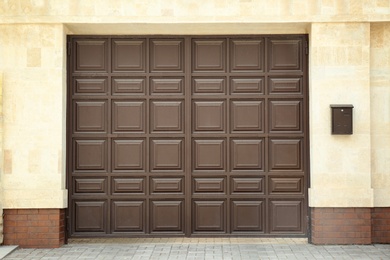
xmin=3 ymin=238 xmax=390 ymax=259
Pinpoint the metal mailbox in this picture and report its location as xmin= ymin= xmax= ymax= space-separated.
xmin=330 ymin=105 xmax=353 ymax=135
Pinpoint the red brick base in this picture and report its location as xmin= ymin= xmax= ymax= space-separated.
xmin=3 ymin=209 xmax=65 ymax=248
xmin=311 ymin=207 xmax=390 ymax=245
xmin=372 ymin=208 xmax=390 ymax=244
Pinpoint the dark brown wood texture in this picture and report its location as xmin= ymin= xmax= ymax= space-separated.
xmin=68 ymin=36 xmax=308 ymax=237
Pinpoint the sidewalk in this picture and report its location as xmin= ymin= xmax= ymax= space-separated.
xmin=3 ymin=238 xmax=390 ymax=259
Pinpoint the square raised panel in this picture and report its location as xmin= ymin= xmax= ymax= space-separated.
xmin=193 ymin=139 xmax=225 ymax=171
xmin=232 ymin=201 xmax=264 ymax=232
xmin=112 ymin=101 xmax=145 ymax=133
xmin=268 ymin=39 xmax=302 ymax=72
xmin=74 ymin=139 xmax=107 ymax=171
xmin=231 ymin=100 xmax=263 ymax=132
xmin=269 ymin=100 xmax=302 ymax=132
xmin=269 ymin=139 xmax=303 ymax=171
xmin=150 ymin=139 xmax=184 ymax=171
xmin=74 ymin=201 xmax=106 ymax=232
xmin=112 ymin=39 xmax=146 ymax=72
xmin=192 ymin=39 xmax=226 ymax=72
xmin=231 ymin=139 xmax=264 ymax=171
xmin=151 ymin=101 xmax=183 ymax=133
xmin=151 ymin=201 xmax=183 ymax=232
xmin=193 ymin=201 xmax=226 ymax=232
xmin=74 ymin=101 xmax=107 ymax=133
xmin=230 ymin=39 xmax=264 ymax=72
xmin=74 ymin=39 xmax=108 ymax=72
xmin=112 ymin=139 xmax=145 ymax=171
xmin=270 ymin=200 xmax=303 ymax=233
xmin=112 ymin=201 xmax=145 ymax=232
xmin=193 ymin=101 xmax=225 ymax=132
xmin=150 ymin=39 xmax=184 ymax=72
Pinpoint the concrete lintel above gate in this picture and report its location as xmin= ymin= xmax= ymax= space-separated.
xmin=65 ymin=23 xmax=310 ymax=35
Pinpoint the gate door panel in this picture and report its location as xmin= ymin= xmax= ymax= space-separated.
xmin=68 ymin=35 xmax=308 ymax=237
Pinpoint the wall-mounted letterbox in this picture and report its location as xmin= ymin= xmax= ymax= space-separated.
xmin=330 ymin=105 xmax=353 ymax=135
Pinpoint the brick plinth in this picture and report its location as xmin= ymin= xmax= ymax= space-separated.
xmin=3 ymin=209 xmax=65 ymax=248
xmin=311 ymin=208 xmax=372 ymax=245
xmin=372 ymin=208 xmax=390 ymax=244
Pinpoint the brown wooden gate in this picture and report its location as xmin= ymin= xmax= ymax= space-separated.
xmin=67 ymin=35 xmax=309 ymax=237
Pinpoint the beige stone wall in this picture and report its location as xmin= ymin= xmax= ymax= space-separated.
xmin=0 ymin=24 xmax=67 ymax=208
xmin=0 ymin=1 xmax=389 ymax=210
xmin=0 ymin=0 xmax=390 ymax=23
xmin=309 ymin=22 xmax=373 ymax=207
xmin=0 ymin=72 xmax=3 ymax=243
xmin=370 ymin=23 xmax=390 ymax=207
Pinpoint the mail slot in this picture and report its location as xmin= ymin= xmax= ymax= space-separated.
xmin=330 ymin=105 xmax=353 ymax=135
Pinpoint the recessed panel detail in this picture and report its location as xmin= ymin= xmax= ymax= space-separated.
xmin=231 ymin=178 xmax=263 ymax=193
xmin=193 ymin=178 xmax=225 ymax=193
xmin=112 ymin=178 xmax=145 ymax=194
xmin=193 ymin=78 xmax=226 ymax=94
xmin=231 ymin=78 xmax=264 ymax=94
xmin=112 ymin=78 xmax=145 ymax=95
xmin=151 ymin=178 xmax=183 ymax=193
xmin=74 ymin=178 xmax=107 ymax=194
xmin=150 ymin=78 xmax=184 ymax=95
xmin=74 ymin=78 xmax=107 ymax=95
xmin=269 ymin=77 xmax=302 ymax=94
xmin=269 ymin=177 xmax=303 ymax=194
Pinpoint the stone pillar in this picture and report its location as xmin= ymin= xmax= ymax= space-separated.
xmin=370 ymin=22 xmax=390 ymax=244
xmin=309 ymin=22 xmax=373 ymax=244
xmin=0 ymin=24 xmax=67 ymax=248
xmin=0 ymin=72 xmax=3 ymax=244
